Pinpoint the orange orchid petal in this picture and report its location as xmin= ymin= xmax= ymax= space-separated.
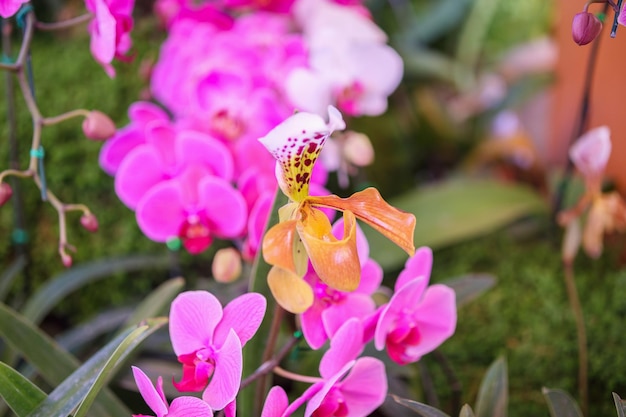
xmin=297 ymin=206 xmax=361 ymax=292
xmin=308 ymin=187 xmax=416 ymax=256
xmin=267 ymin=266 xmax=314 ymax=314
xmin=262 ymin=220 xmax=299 ymax=275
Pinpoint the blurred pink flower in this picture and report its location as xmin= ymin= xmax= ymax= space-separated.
xmin=136 ymin=168 xmax=246 ymax=253
xmin=300 ymin=219 xmax=382 ymax=349
xmin=569 ymin=125 xmax=611 ymax=185
xmin=99 ymin=101 xmax=170 ymax=175
xmin=131 ymin=366 xmax=213 ymax=417
xmin=169 ymin=291 xmax=266 ymax=410
xmin=302 ymin=319 xmax=387 ymax=416
xmin=154 ymin=0 xmax=233 ymax=29
xmin=375 ymin=248 xmax=456 ymax=364
xmin=114 ymin=122 xmax=233 ymax=209
xmin=86 ymin=0 xmax=135 ymax=77
xmin=222 ymin=0 xmax=295 ymax=13
xmin=0 ymin=0 xmax=28 ymax=18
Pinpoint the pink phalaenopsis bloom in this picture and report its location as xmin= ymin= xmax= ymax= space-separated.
xmin=303 ymin=319 xmax=387 ymax=416
xmin=169 ymin=291 xmax=266 ymax=410
xmin=86 ymin=0 xmax=135 ymax=77
xmin=375 ymin=247 xmax=457 ymax=365
xmin=131 ymin=366 xmax=213 ymax=417
xmin=0 ymin=0 xmax=27 ymax=18
xmin=569 ymin=125 xmax=611 ymax=188
xmin=99 ymin=101 xmax=170 ymax=175
xmin=261 ymin=386 xmax=290 ymax=417
xmin=301 ymin=219 xmax=383 ymax=349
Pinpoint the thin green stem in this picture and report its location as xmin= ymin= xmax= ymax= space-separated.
xmin=254 ymin=304 xmax=285 ymax=412
xmin=240 ymin=335 xmax=300 ymax=389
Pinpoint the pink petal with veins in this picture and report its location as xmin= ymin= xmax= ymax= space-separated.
xmin=169 ymin=291 xmax=224 ymax=356
xmin=396 ymin=246 xmax=433 ymax=290
xmin=198 ymin=177 xmax=247 ymax=238
xmin=115 ymin=146 xmax=165 ymax=209
xmin=136 ymin=180 xmax=186 ymax=241
xmin=338 ymin=357 xmax=387 ymax=415
xmin=202 ymin=329 xmax=242 ymax=410
xmin=132 ymin=367 xmax=168 ymax=417
xmin=168 ymin=396 xmax=213 ymax=417
xmin=319 ymin=319 xmax=364 ymax=379
xmin=214 ymin=293 xmax=266 ymax=346
xmin=262 ymin=386 xmax=289 ymax=417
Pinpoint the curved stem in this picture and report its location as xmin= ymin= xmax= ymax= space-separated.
xmin=563 ymin=260 xmax=588 ymax=416
xmin=273 ymin=366 xmax=322 ymax=385
xmin=240 ymin=335 xmax=300 ymax=389
xmin=35 ymin=13 xmax=92 ymax=31
xmin=43 ymin=109 xmax=90 ymax=126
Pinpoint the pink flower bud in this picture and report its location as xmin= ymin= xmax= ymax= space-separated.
xmin=0 ymin=183 xmax=13 ymax=206
xmin=343 ymin=131 xmax=375 ymax=167
xmin=82 ymin=110 xmax=116 ymax=141
xmin=61 ymin=253 xmax=73 ymax=268
xmin=572 ymin=12 xmax=602 ymax=46
xmin=80 ymin=213 xmax=99 ymax=232
xmin=212 ymin=247 xmax=242 ymax=283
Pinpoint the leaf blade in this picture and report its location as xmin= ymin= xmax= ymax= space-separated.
xmin=0 ymin=361 xmax=46 ymax=417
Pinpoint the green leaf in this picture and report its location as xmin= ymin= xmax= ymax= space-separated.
xmin=21 ymin=255 xmax=170 ymax=325
xmin=120 ymin=276 xmax=184 ymax=330
xmin=613 ymin=392 xmax=626 ymax=417
xmin=443 ymin=274 xmax=496 ymax=308
xmin=542 ymin=388 xmax=583 ymax=417
xmin=240 ymin=189 xmax=287 ymax=417
xmin=474 ymin=356 xmax=508 ymax=417
xmin=391 ymin=394 xmax=451 ymax=417
xmin=0 ymin=302 xmax=131 ymax=417
xmin=459 ymin=404 xmax=476 ymax=417
xmin=402 ymin=0 xmax=473 ymax=45
xmin=0 ymin=254 xmax=27 ymax=302
xmin=364 ymin=178 xmax=547 ymax=270
xmin=0 ymin=361 xmax=46 ymax=417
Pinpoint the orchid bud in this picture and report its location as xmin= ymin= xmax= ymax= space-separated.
xmin=343 ymin=131 xmax=375 ymax=167
xmin=82 ymin=110 xmax=116 ymax=141
xmin=572 ymin=12 xmax=602 ymax=46
xmin=80 ymin=213 xmax=99 ymax=232
xmin=0 ymin=183 xmax=13 ymax=206
xmin=212 ymin=247 xmax=242 ymax=283
xmin=61 ymin=252 xmax=73 ymax=268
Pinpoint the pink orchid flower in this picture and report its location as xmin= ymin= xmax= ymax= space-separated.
xmin=569 ymin=125 xmax=611 ymax=190
xmin=115 ymin=122 xmax=233 ymax=209
xmin=86 ymin=0 xmax=135 ymax=77
xmin=301 ymin=318 xmax=387 ymax=416
xmin=136 ymin=167 xmax=247 ymax=254
xmin=375 ymin=247 xmax=457 ymax=365
xmin=131 ymin=366 xmax=213 ymax=417
xmin=169 ymin=291 xmax=267 ymax=410
xmin=99 ymin=101 xmax=170 ymax=175
xmin=0 ymin=0 xmax=28 ymax=18
xmin=300 ymin=219 xmax=383 ymax=349
xmin=261 ymin=386 xmax=290 ymax=417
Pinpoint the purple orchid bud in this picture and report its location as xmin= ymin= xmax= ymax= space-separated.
xmin=80 ymin=213 xmax=99 ymax=233
xmin=0 ymin=183 xmax=13 ymax=207
xmin=572 ymin=12 xmax=602 ymax=46
xmin=83 ymin=110 xmax=116 ymax=141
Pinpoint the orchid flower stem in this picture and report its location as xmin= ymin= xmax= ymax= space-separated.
xmin=432 ymin=350 xmax=462 ymax=414
xmin=273 ymin=366 xmax=322 ymax=385
xmin=35 ymin=13 xmax=92 ymax=31
xmin=563 ymin=260 xmax=588 ymax=416
xmin=254 ymin=304 xmax=285 ymax=411
xmin=612 ymin=0 xmax=624 ymax=36
xmin=0 ymin=11 xmax=34 ymax=72
xmin=43 ymin=109 xmax=91 ymax=126
xmin=240 ymin=335 xmax=300 ymax=389
xmin=552 ymin=1 xmax=609 ymax=219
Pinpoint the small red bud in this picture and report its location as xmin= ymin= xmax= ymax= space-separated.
xmin=0 ymin=183 xmax=13 ymax=206
xmin=572 ymin=12 xmax=602 ymax=46
xmin=82 ymin=110 xmax=116 ymax=141
xmin=61 ymin=253 xmax=73 ymax=268
xmin=80 ymin=213 xmax=99 ymax=232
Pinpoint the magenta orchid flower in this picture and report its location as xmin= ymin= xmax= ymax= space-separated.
xmin=261 ymin=386 xmax=290 ymax=417
xmin=300 ymin=219 xmax=383 ymax=349
xmin=375 ymin=247 xmax=457 ymax=365
xmin=569 ymin=125 xmax=611 ymax=190
xmin=301 ymin=318 xmax=387 ymax=417
xmin=86 ymin=0 xmax=135 ymax=77
xmin=136 ymin=167 xmax=247 ymax=254
xmin=131 ymin=366 xmax=213 ymax=417
xmin=169 ymin=291 xmax=266 ymax=411
xmin=115 ymin=122 xmax=233 ymax=209
xmin=99 ymin=101 xmax=170 ymax=175
xmin=0 ymin=0 xmax=28 ymax=18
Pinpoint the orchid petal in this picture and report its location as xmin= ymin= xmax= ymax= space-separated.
xmin=129 ymin=101 xmax=169 ymax=126
xmin=132 ymin=366 xmax=168 ymax=417
xmin=267 ymin=266 xmax=314 ymax=314
xmin=285 ymin=68 xmax=333 ymax=122
xmin=177 ymin=132 xmax=234 ymax=181
xmin=99 ymin=127 xmax=146 ymax=175
xmin=300 ymin=295 xmax=329 ymax=350
xmin=169 ymin=291 xmax=224 ymax=356
xmin=214 ymin=293 xmax=267 ymax=347
xmin=261 ymin=386 xmax=289 ymax=417
xmin=339 ymin=357 xmax=387 ymax=415
xmin=569 ymin=126 xmax=611 ymax=178
xmin=298 ymin=207 xmax=360 ymax=292
xmin=262 ymin=220 xmax=299 ymax=275
xmin=356 ymin=259 xmax=383 ymax=294
xmin=203 ymin=329 xmax=242 ymax=410
xmin=115 ymin=146 xmax=165 ymax=209
xmin=223 ymin=400 xmax=236 ymax=417
xmin=304 ymin=361 xmax=354 ymax=417
xmin=309 ymin=187 xmax=416 ymax=256
xmin=198 ymin=176 xmax=247 ymax=238
xmin=331 ymin=216 xmax=369 ymax=266
xmin=146 ymin=122 xmax=178 ymax=168
xmin=396 ymin=246 xmax=433 ymax=291
xmin=258 ymin=107 xmax=344 ymax=202
xmin=168 ymin=396 xmax=213 ymax=417
xmin=320 ymin=318 xmax=364 ymax=379
xmin=136 ymin=181 xmax=186 ymax=242
xmin=321 ymin=294 xmax=375 ymax=339
xmin=90 ymin=0 xmax=116 ymax=65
